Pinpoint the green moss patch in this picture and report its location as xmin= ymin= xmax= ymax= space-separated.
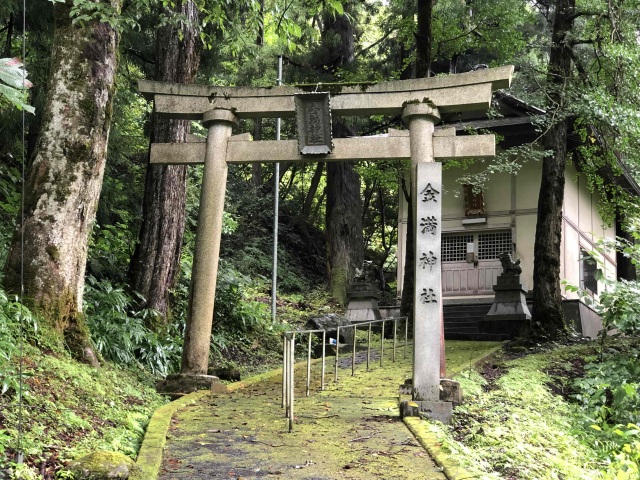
xmin=0 ymin=344 xmax=167 ymax=475
xmin=140 ymin=340 xmax=503 ymax=479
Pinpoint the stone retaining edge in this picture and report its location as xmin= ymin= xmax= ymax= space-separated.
xmin=401 ymin=343 xmax=504 ymax=480
xmin=130 ymin=390 xmax=210 ymax=480
xmin=403 ymin=417 xmax=477 ymax=480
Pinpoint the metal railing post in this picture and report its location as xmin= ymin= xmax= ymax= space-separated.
xmin=282 ymin=335 xmax=287 ymax=409
xmin=334 ymin=326 xmax=340 ymax=383
xmin=367 ymin=323 xmax=371 ymax=371
xmin=404 ymin=317 xmax=408 ymax=359
xmin=321 ymin=330 xmax=326 ymax=390
xmin=380 ymin=320 xmax=385 ymax=367
xmin=393 ymin=318 xmax=397 ymax=362
xmin=306 ymin=332 xmax=312 ymax=397
xmin=351 ymin=325 xmax=357 ymax=376
xmin=288 ymin=333 xmax=295 ymax=432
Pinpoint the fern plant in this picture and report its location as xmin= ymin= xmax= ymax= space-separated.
xmin=0 ymin=57 xmax=34 ymax=113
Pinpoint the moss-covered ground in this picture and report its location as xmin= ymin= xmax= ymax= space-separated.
xmin=428 ymin=341 xmax=619 ymax=479
xmin=0 ymin=344 xmax=167 ymax=478
xmin=156 ymin=340 xmax=502 ymax=480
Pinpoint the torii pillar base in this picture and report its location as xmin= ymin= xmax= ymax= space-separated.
xmin=400 ymin=400 xmax=453 ymax=424
xmin=156 ymin=374 xmax=225 ymax=398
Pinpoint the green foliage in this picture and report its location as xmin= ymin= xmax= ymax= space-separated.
xmin=213 ymin=260 xmax=272 ymax=335
xmin=571 ymin=340 xmax=640 ymax=479
xmin=90 ymin=64 xmax=150 ymax=282
xmin=0 ymin=342 xmax=165 ymax=474
xmin=437 ymin=347 xmax=602 ymax=479
xmin=447 ymin=144 xmax=550 ymax=193
xmin=0 ymin=163 xmax=20 ymax=266
xmin=0 ymin=289 xmax=39 ymax=398
xmin=0 ymin=58 xmax=34 ymax=114
xmin=84 ymin=277 xmax=182 ymax=376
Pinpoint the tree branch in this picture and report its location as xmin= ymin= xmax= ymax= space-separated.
xmin=355 ymin=28 xmax=396 ymax=59
xmin=567 ymin=10 xmax=606 ymax=22
xmin=124 ymin=48 xmax=155 ymax=65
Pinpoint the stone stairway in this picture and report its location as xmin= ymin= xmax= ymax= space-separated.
xmin=443 ymin=303 xmax=510 ymax=341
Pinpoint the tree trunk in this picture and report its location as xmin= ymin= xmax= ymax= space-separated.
xmin=2 ymin=0 xmax=119 ymax=364
xmin=415 ymin=0 xmax=433 ymax=78
xmin=302 ymin=162 xmax=324 ymax=219
xmin=401 ymin=0 xmax=432 ymax=319
xmin=322 ymin=2 xmax=363 ymax=305
xmin=250 ymin=0 xmax=265 ymax=189
xmin=531 ymin=0 xmax=575 ymax=340
xmin=4 ymin=14 xmax=13 ymax=57
xmin=127 ymin=0 xmax=200 ymax=319
xmin=400 ymin=176 xmax=414 ymax=319
xmin=326 ymin=153 xmax=363 ymax=305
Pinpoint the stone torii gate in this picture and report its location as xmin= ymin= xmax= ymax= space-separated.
xmin=140 ymin=66 xmax=513 ymax=416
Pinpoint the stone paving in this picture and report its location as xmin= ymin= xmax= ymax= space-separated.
xmin=156 ymin=341 xmax=502 ymax=480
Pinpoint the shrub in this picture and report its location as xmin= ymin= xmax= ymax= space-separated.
xmin=84 ymin=277 xmax=182 ymax=376
xmin=0 ymin=289 xmax=38 ymax=397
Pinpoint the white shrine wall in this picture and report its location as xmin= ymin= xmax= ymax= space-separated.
xmin=397 ymin=152 xmax=618 ymax=304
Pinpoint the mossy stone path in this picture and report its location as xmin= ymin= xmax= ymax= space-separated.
xmin=157 ymin=341 xmax=502 ymax=479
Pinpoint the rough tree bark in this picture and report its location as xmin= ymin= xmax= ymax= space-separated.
xmin=401 ymin=0 xmax=433 ymax=318
xmin=531 ymin=0 xmax=575 ymax=340
xmin=326 ymin=147 xmax=364 ymax=304
xmin=2 ymin=0 xmax=119 ymax=363
xmin=322 ymin=2 xmax=364 ymax=305
xmin=415 ymin=0 xmax=433 ymax=78
xmin=127 ymin=0 xmax=200 ymax=319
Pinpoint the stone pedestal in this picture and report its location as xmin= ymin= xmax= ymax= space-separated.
xmin=156 ymin=373 xmax=221 ymax=398
xmin=481 ymin=270 xmax=531 ymax=339
xmin=399 ymin=379 xmax=459 ymax=424
xmin=346 ymin=282 xmax=382 ymax=323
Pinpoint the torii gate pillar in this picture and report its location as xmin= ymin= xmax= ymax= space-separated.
xmin=181 ymin=109 xmax=237 ymax=384
xmin=402 ymin=103 xmax=444 ymax=405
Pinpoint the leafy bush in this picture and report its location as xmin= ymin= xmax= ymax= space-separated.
xmin=0 ymin=289 xmax=38 ymax=396
xmin=84 ymin=277 xmax=182 ymax=376
xmin=0 ymin=163 xmax=20 ymax=266
xmin=572 ymin=341 xmax=640 ymax=478
xmin=564 ymin=235 xmax=640 ymax=477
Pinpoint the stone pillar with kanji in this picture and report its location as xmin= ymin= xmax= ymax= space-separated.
xmin=401 ymin=103 xmax=455 ymax=423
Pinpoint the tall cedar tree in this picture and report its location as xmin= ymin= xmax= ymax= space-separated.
xmin=127 ymin=0 xmax=200 ymax=319
xmin=530 ymin=0 xmax=575 ymax=339
xmin=3 ymin=0 xmax=119 ymax=363
xmin=323 ymin=1 xmax=364 ymax=305
xmin=400 ymin=0 xmax=432 ymax=319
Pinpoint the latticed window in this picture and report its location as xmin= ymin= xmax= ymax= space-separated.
xmin=580 ymin=249 xmax=598 ymax=295
xmin=478 ymin=231 xmax=513 ymax=260
xmin=442 ymin=234 xmax=474 ymax=262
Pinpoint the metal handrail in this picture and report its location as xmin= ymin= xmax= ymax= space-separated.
xmin=281 ymin=316 xmax=409 ymax=432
